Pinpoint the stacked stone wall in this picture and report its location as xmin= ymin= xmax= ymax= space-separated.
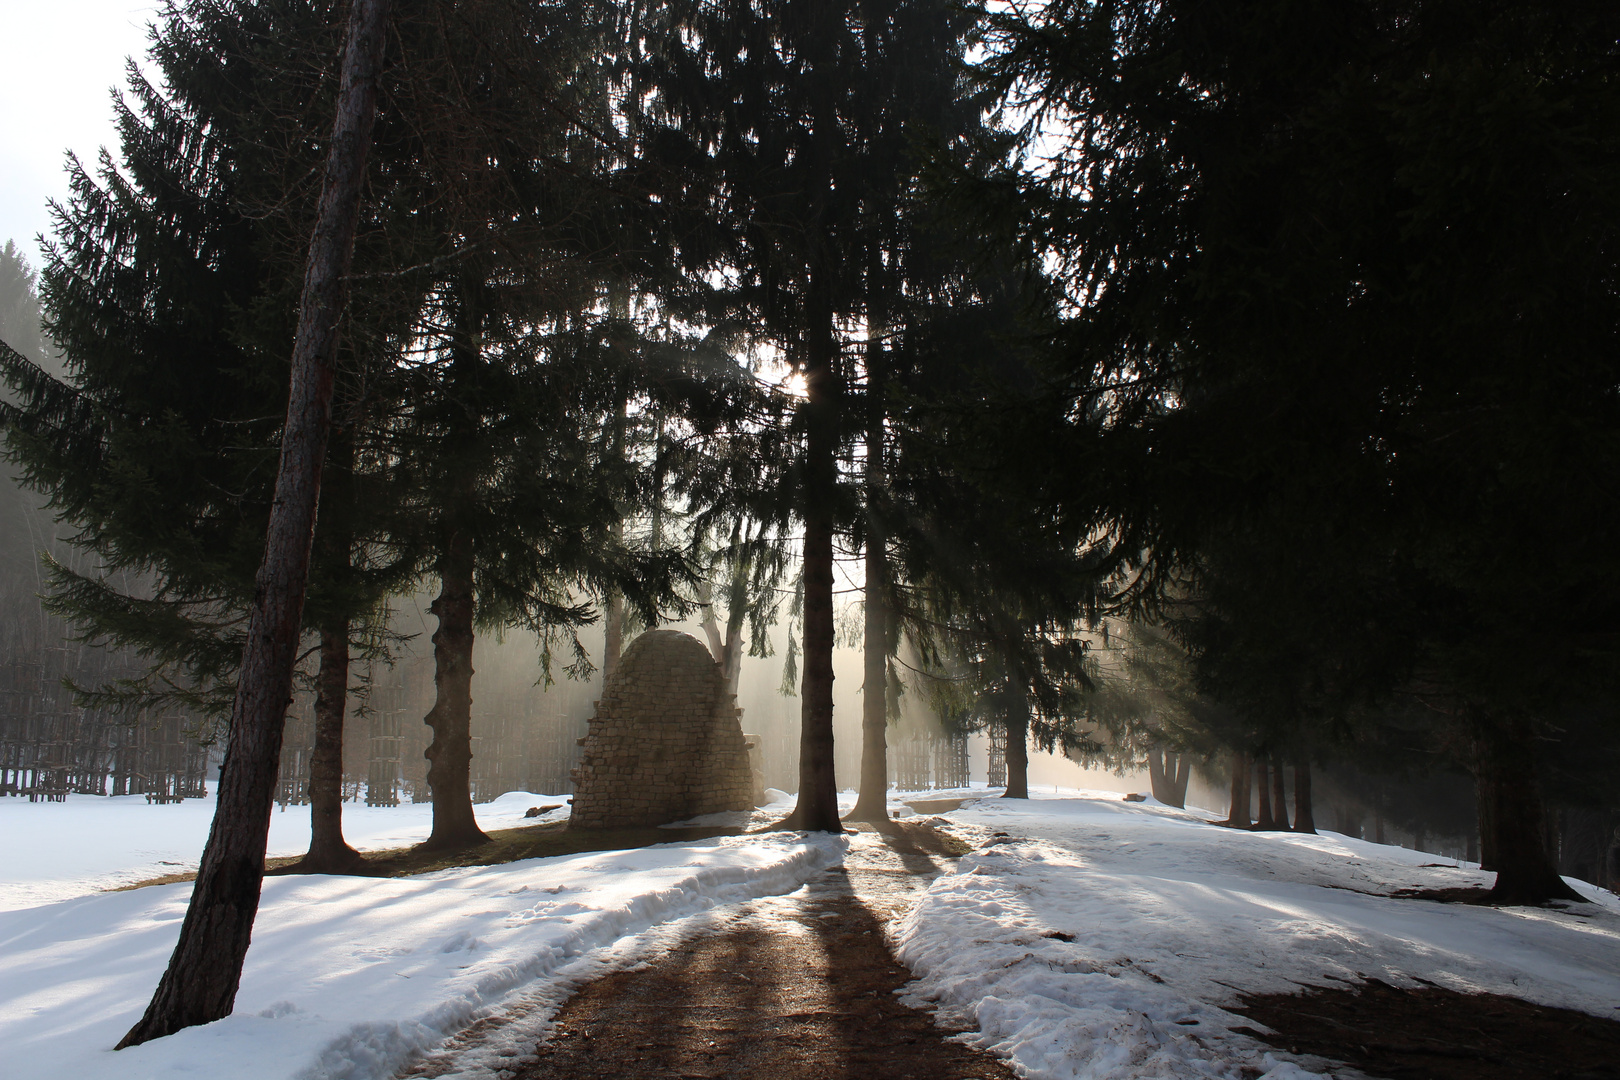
xmin=569 ymin=630 xmax=755 ymax=829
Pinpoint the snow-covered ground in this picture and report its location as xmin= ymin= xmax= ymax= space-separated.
xmin=3 ymin=786 xmax=1616 ymax=1080
xmin=898 ymin=791 xmax=1620 ymax=1080
xmin=0 ymin=791 xmax=841 ymax=1080
xmin=0 ymin=790 xmax=571 ymax=911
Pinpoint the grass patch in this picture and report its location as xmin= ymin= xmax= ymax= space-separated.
xmin=111 ymin=819 xmax=744 ymax=892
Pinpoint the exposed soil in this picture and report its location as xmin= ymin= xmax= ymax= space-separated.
xmin=115 ymin=820 xmax=741 ymax=891
xmin=1231 ymin=977 xmax=1620 ymax=1080
xmin=478 ymin=821 xmax=1015 ymax=1080
xmin=1388 ymin=885 xmax=1502 ymax=905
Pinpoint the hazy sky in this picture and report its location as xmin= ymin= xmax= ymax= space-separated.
xmin=1 ymin=2 xmax=159 ymax=269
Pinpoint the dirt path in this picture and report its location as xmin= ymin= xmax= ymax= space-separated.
xmin=497 ymin=821 xmax=1014 ymax=1080
xmin=1233 ymin=977 xmax=1620 ymax=1080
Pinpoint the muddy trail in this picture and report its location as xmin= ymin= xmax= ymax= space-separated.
xmin=414 ymin=820 xmax=1015 ymax=1080
xmin=513 ymin=821 xmax=1012 ymax=1080
xmin=1233 ymin=977 xmax=1620 ymax=1080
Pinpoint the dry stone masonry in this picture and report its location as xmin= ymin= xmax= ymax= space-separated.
xmin=569 ymin=630 xmax=756 ymax=829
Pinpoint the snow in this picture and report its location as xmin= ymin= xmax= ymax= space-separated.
xmin=4 ymin=786 xmax=1617 ymax=1080
xmin=0 ymin=790 xmax=570 ymax=912
xmin=896 ymin=790 xmax=1620 ymax=1080
xmin=0 ymin=793 xmax=842 ymax=1080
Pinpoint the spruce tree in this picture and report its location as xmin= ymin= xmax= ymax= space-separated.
xmin=635 ymin=0 xmax=1004 ymax=829
xmin=2 ymin=1 xmax=426 ymax=882
xmin=111 ymin=0 xmax=394 ymax=1046
xmin=974 ymin=0 xmax=1620 ymax=902
xmin=378 ymin=0 xmax=714 ymax=849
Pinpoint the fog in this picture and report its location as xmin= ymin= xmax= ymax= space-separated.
xmin=358 ymin=582 xmax=1147 ymax=805
xmin=0 ymin=3 xmax=158 ymax=267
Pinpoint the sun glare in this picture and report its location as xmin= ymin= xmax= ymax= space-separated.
xmin=780 ymin=370 xmax=810 ymax=400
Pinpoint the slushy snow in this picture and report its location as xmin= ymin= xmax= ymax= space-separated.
xmin=2 ymin=787 xmax=1616 ymax=1080
xmin=0 ymin=790 xmax=570 ymax=912
xmin=0 ymin=792 xmax=840 ymax=1080
xmin=895 ymin=791 xmax=1620 ymax=1080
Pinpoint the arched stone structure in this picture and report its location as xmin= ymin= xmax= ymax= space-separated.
xmin=569 ymin=630 xmax=755 ymax=829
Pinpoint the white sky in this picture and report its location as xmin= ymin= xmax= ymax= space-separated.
xmin=0 ymin=1 xmax=160 ymax=269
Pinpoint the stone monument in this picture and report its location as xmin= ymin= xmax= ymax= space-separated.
xmin=569 ymin=629 xmax=755 ymax=829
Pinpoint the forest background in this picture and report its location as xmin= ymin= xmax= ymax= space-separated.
xmin=0 ymin=0 xmax=1615 ymax=1047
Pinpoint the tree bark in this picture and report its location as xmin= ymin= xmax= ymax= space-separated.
xmin=116 ymin=0 xmax=391 ymax=1047
xmin=1146 ymin=748 xmax=1188 ymax=807
xmin=720 ymin=603 xmax=744 ymax=697
xmin=1473 ymin=712 xmax=1583 ymax=904
xmin=420 ymin=530 xmax=489 ymax=850
xmin=1478 ymin=766 xmax=1499 ymax=871
xmin=602 ymin=589 xmax=625 ymax=687
xmin=1292 ymin=757 xmax=1316 ymax=833
xmin=1147 ymin=747 xmax=1168 ymax=802
xmin=1225 ymin=752 xmax=1251 ymax=827
xmin=697 ymin=573 xmax=746 ymax=698
xmin=848 ymin=332 xmax=889 ymax=823
xmin=779 ymin=280 xmax=841 ymax=833
xmin=847 ymin=525 xmax=890 ymax=821
xmin=1253 ymin=758 xmax=1275 ymax=829
xmin=298 ymin=620 xmax=361 ymax=872
xmin=1270 ymin=753 xmax=1290 ymax=830
xmin=1003 ymin=686 xmax=1030 ymax=799
xmin=601 ymin=391 xmax=628 ymax=687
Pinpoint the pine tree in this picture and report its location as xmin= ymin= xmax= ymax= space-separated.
xmin=377 ymin=0 xmax=715 ymax=848
xmin=893 ymin=440 xmax=1106 ymax=800
xmin=635 ymin=0 xmax=1011 ymax=829
xmin=975 ymin=0 xmax=1620 ymax=902
xmin=111 ymin=0 xmax=394 ymax=1047
xmin=630 ymin=0 xmax=869 ymax=830
xmin=2 ymin=1 xmax=427 ymax=884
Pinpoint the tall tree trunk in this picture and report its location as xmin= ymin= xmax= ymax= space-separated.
xmin=420 ymin=530 xmax=488 ymax=850
xmin=721 ymin=616 xmax=744 ymax=698
xmin=1473 ymin=712 xmax=1582 ymax=904
xmin=115 ymin=0 xmax=392 ymax=1048
xmin=600 ymin=389 xmax=628 ymax=686
xmin=1225 ymin=752 xmax=1252 ymax=827
xmin=848 ymin=525 xmax=889 ymax=821
xmin=1003 ymin=687 xmax=1030 ymax=799
xmin=298 ymin=620 xmax=361 ymax=872
xmin=1270 ymin=754 xmax=1290 ymax=830
xmin=696 ymin=579 xmax=741 ymax=693
xmin=698 ymin=576 xmax=725 ymax=663
xmin=780 ymin=280 xmax=841 ymax=833
xmin=647 ymin=408 xmax=667 ymax=562
xmin=1292 ymin=757 xmax=1316 ymax=833
xmin=297 ymin=423 xmax=361 ymax=874
xmin=1147 ymin=748 xmax=1189 ymax=807
xmin=1146 ymin=747 xmax=1169 ymax=802
xmin=1253 ymin=758 xmax=1275 ymax=829
xmin=602 ymin=589 xmax=625 ymax=686
xmin=1478 ymin=769 xmax=1499 ymax=871
xmin=849 ymin=325 xmax=889 ymax=823
xmin=1169 ymin=752 xmax=1191 ymax=807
